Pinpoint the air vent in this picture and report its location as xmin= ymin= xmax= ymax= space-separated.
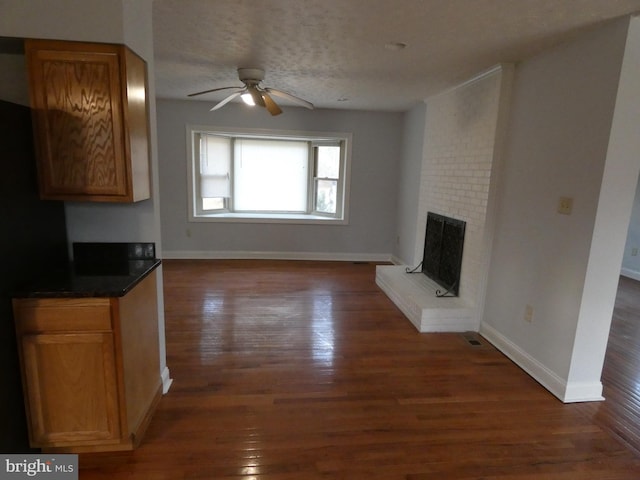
xmin=460 ymin=332 xmax=483 ymax=347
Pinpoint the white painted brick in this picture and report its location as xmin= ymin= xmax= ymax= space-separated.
xmin=413 ymin=68 xmax=504 ymax=312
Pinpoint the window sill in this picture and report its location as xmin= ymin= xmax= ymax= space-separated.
xmin=190 ymin=212 xmax=348 ymax=225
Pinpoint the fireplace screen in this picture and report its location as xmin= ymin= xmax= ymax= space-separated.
xmin=422 ymin=212 xmax=466 ymax=297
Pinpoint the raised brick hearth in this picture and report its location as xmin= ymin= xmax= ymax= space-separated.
xmin=376 ymin=265 xmax=475 ymax=332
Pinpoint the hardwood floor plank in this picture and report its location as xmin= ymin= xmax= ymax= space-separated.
xmin=78 ymin=260 xmax=640 ymax=478
xmin=576 ymin=275 xmax=640 ymax=457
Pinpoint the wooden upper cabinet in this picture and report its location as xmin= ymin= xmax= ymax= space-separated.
xmin=25 ymin=39 xmax=151 ymax=202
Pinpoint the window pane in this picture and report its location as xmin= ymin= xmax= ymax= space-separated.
xmin=316 ymin=179 xmax=337 ymax=213
xmin=234 ymin=139 xmax=308 ymax=212
xmin=317 ymin=146 xmax=340 ymax=178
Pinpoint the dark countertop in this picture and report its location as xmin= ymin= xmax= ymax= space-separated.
xmin=12 ymin=259 xmax=161 ymax=298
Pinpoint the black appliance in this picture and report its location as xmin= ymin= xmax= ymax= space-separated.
xmin=0 ymin=99 xmax=69 ymax=452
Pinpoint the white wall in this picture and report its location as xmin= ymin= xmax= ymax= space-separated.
xmin=156 ymin=99 xmax=403 ymax=260
xmin=568 ymin=16 xmax=640 ymax=399
xmin=394 ymin=102 xmax=426 ymax=265
xmin=621 ymin=176 xmax=640 ymax=280
xmin=0 ymin=0 xmax=171 ymax=391
xmin=481 ymin=17 xmax=634 ymax=402
xmin=0 ymin=1 xmax=125 ymax=40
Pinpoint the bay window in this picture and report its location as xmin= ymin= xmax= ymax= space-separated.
xmin=188 ymin=126 xmax=351 ymax=223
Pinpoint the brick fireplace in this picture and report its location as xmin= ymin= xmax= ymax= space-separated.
xmin=377 ymin=65 xmax=513 ymax=332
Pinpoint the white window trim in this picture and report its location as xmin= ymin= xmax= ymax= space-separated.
xmin=186 ymin=125 xmax=352 ymax=225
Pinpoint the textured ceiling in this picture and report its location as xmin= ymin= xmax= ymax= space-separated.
xmin=153 ymin=0 xmax=640 ymax=112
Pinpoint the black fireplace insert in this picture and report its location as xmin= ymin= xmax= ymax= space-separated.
xmin=421 ymin=212 xmax=466 ymax=297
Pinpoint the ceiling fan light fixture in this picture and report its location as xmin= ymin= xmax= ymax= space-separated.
xmin=188 ymin=67 xmax=313 ymax=116
xmin=241 ymin=92 xmax=255 ymax=106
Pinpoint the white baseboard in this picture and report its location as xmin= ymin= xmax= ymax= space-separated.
xmin=479 ymin=323 xmax=604 ymax=403
xmin=563 ymin=381 xmax=605 ymax=403
xmin=621 ymin=267 xmax=640 ymax=282
xmin=389 ymin=255 xmax=406 ymax=266
xmin=162 ymin=250 xmax=393 ymax=263
xmin=161 ymin=366 xmax=173 ymax=394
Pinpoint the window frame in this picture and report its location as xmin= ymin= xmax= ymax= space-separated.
xmin=187 ymin=125 xmax=352 ymax=225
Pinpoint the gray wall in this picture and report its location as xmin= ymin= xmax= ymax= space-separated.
xmin=157 ymin=99 xmax=403 ymax=259
xmin=393 ymin=102 xmax=426 ymax=265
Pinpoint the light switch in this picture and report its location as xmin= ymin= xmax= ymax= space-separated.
xmin=558 ymin=197 xmax=573 ymax=215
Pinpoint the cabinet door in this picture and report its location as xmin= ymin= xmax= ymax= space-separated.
xmin=26 ymin=42 xmax=128 ymax=198
xmin=21 ymin=332 xmax=121 ymax=447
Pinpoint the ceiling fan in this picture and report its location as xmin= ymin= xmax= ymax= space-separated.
xmin=187 ymin=67 xmax=314 ymax=116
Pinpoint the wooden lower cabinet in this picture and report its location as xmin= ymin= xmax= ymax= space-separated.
xmin=21 ymin=331 xmax=122 ymax=446
xmin=13 ymin=270 xmax=162 ymax=452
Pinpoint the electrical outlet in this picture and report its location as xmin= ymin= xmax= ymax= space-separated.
xmin=633 ymin=247 xmax=638 ymax=257
xmin=524 ymin=304 xmax=534 ymax=323
xmin=186 ymin=228 xmax=192 ymax=238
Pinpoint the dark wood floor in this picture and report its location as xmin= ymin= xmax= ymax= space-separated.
xmin=577 ymin=275 xmax=640 ymax=457
xmin=80 ymin=260 xmax=640 ymax=479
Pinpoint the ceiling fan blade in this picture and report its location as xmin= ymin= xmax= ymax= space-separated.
xmin=264 ymin=88 xmax=314 ymax=110
xmin=262 ymin=92 xmax=282 ymax=116
xmin=247 ymin=85 xmax=265 ymax=107
xmin=210 ymin=90 xmax=244 ymax=111
xmin=188 ymin=86 xmax=243 ymax=97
